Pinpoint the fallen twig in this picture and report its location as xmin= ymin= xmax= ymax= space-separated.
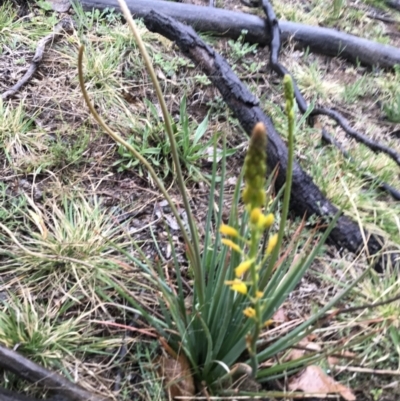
xmin=1 ymin=18 xmax=74 ymax=100
xmin=331 ymin=365 xmax=400 ymax=376
xmin=313 ymin=106 xmax=400 ymax=168
xmin=387 ymin=0 xmax=400 ymax=12
xmin=0 ymin=387 xmax=42 ymax=401
xmin=143 ymin=10 xmax=399 ymax=271
xmin=78 ymin=0 xmax=400 ymax=69
xmin=257 ymin=0 xmax=400 ymax=197
xmin=321 ymin=129 xmax=400 ymax=201
xmin=0 ymin=345 xmax=110 ymax=401
xmin=367 ymin=12 xmax=397 ymax=24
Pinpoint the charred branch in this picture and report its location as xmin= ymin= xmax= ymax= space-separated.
xmin=0 ymin=345 xmax=109 ymax=401
xmin=142 ymin=10 xmax=399 ymax=270
xmin=78 ymin=0 xmax=400 ymax=69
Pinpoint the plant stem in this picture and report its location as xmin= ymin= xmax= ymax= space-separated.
xmin=102 ymin=0 xmax=205 ymax=304
xmin=259 ymin=76 xmax=295 ymax=290
xmin=249 ymin=226 xmax=261 ymax=376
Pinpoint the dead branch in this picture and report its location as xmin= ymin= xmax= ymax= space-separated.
xmin=387 ymin=0 xmax=400 ymax=12
xmin=1 ymin=18 xmax=74 ymax=101
xmin=78 ymin=0 xmax=400 ymax=69
xmin=0 ymin=387 xmax=42 ymax=401
xmin=312 ymin=106 xmax=400 ymax=167
xmin=320 ymin=129 xmax=400 ymax=201
xmin=142 ymin=10 xmax=399 ymax=271
xmin=257 ymin=0 xmax=400 ymax=199
xmin=0 ymin=345 xmax=110 ymax=401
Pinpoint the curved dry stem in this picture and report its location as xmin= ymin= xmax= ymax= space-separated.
xmin=77 ymin=46 xmax=193 ymax=261
xmin=116 ymin=0 xmax=204 ymax=303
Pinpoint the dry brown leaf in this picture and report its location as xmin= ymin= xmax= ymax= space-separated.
xmin=285 ymin=350 xmax=304 ymax=362
xmin=157 ymin=338 xmax=195 ymax=400
xmin=230 ymin=363 xmax=260 ymax=392
xmin=288 ymin=365 xmax=356 ymax=401
xmin=285 ymin=338 xmax=321 ymax=362
xmin=229 ymin=362 xmax=253 ymax=380
xmin=341 ymin=350 xmax=357 ymax=358
xmin=327 ymin=356 xmax=340 ymax=365
xmin=272 ymin=307 xmax=288 ymax=324
xmin=156 ymin=354 xmax=195 ymax=399
xmin=328 ymin=350 xmax=357 ymax=366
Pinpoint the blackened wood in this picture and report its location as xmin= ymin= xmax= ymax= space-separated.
xmin=142 ymin=10 xmax=397 ymax=270
xmin=387 ymin=0 xmax=400 ymax=11
xmin=78 ymin=0 xmax=400 ymax=69
xmin=259 ymin=0 xmax=400 ymax=196
xmin=0 ymin=346 xmax=109 ymax=401
xmin=1 ymin=18 xmax=74 ymax=100
xmin=0 ymin=387 xmax=42 ymax=401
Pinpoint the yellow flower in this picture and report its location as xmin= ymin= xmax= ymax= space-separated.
xmin=250 ymin=208 xmax=262 ymax=225
xmin=225 ymin=279 xmax=247 ymax=295
xmin=264 ymin=319 xmax=274 ymax=327
xmin=235 ymin=259 xmax=254 ymax=277
xmin=266 ymin=233 xmax=279 ymax=255
xmin=221 ymin=239 xmax=241 ymax=253
xmin=255 ymin=291 xmax=263 ymax=299
xmin=260 ymin=213 xmax=274 ymax=230
xmin=243 ymin=307 xmax=256 ymax=319
xmin=219 ymin=224 xmax=239 ymax=237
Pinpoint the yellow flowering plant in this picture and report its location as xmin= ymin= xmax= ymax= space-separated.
xmin=78 ymin=0 xmax=370 ymax=394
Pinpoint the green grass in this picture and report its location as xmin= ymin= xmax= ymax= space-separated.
xmin=113 ymin=95 xmax=226 ymax=181
xmin=0 ymin=291 xmax=84 ymax=367
xmin=0 ymin=195 xmax=131 ymax=292
xmin=0 ymin=183 xmax=27 ymax=231
xmin=274 ymin=0 xmax=400 ymax=41
xmin=0 ymin=1 xmax=59 ymax=45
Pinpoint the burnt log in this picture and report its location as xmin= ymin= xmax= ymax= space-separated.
xmin=78 ymin=0 xmax=400 ymax=69
xmin=0 ymin=345 xmax=109 ymax=401
xmin=0 ymin=387 xmax=43 ymax=401
xmin=141 ymin=10 xmax=397 ymax=270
